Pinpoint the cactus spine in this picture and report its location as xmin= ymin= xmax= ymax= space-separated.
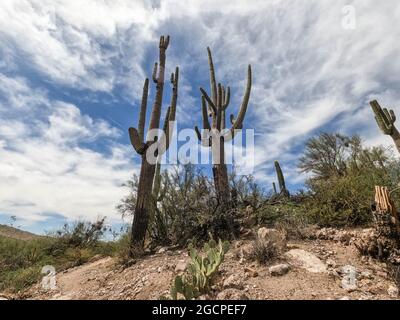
xmin=195 ymin=47 xmax=252 ymax=208
xmin=370 ymin=100 xmax=400 ymax=153
xmin=274 ymin=161 xmax=289 ymax=197
xmin=129 ymin=35 xmax=179 ymax=253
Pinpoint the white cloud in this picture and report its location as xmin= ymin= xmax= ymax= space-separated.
xmin=0 ymin=75 xmax=136 ymax=225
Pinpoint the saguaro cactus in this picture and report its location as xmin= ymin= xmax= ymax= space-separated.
xmin=129 ymin=35 xmax=179 ymax=252
xmin=195 ymin=47 xmax=252 ymax=208
xmin=370 ymin=100 xmax=400 ymax=153
xmin=274 ymin=161 xmax=289 ymax=197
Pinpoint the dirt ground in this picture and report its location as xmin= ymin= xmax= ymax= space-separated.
xmin=21 ymin=232 xmax=399 ymax=300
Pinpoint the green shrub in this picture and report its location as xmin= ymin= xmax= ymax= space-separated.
xmin=304 ymin=172 xmax=387 ymax=227
xmin=0 ymin=218 xmax=112 ymax=293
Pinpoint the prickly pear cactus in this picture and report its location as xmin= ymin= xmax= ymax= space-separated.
xmin=169 ymin=239 xmax=229 ymax=300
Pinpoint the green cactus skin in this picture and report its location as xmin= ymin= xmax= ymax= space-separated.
xmin=194 ymin=47 xmax=252 ymax=208
xmin=274 ymin=161 xmax=290 ymax=197
xmin=169 ymin=239 xmax=229 ymax=300
xmin=129 ymin=36 xmax=179 ymax=253
xmin=272 ymin=182 xmax=277 ymax=194
xmin=370 ymin=100 xmax=400 ymax=153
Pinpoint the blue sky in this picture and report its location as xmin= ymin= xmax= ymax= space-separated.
xmin=0 ymin=0 xmax=400 ymax=234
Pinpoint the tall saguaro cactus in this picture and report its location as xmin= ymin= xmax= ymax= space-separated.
xmin=370 ymin=100 xmax=400 ymax=153
xmin=195 ymin=47 xmax=252 ymax=208
xmin=274 ymin=161 xmax=289 ymax=197
xmin=129 ymin=35 xmax=179 ymax=252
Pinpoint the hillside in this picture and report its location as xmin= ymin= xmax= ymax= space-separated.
xmin=20 ymin=228 xmax=400 ymax=301
xmin=0 ymin=224 xmax=41 ymax=241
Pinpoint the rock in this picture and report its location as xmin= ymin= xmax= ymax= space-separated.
xmin=216 ymin=289 xmax=249 ymax=300
xmin=0 ymin=297 xmax=8 ymax=300
xmin=341 ymin=265 xmax=357 ymax=292
xmin=388 ymin=285 xmax=399 ymax=298
xmin=326 ymin=258 xmax=337 ymax=268
xmin=174 ymin=260 xmax=188 ymax=273
xmin=338 ymin=296 xmax=351 ymax=300
xmin=269 ymin=264 xmax=290 ymax=276
xmin=284 ymin=249 xmax=327 ymax=273
xmin=367 ymin=283 xmax=385 ymax=295
xmin=223 ymin=274 xmax=244 ymax=289
xmin=244 ymin=267 xmax=258 ymax=277
xmin=157 ymin=247 xmax=168 ymax=254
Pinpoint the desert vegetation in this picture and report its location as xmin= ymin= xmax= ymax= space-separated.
xmin=1 ymin=35 xmax=399 ymax=301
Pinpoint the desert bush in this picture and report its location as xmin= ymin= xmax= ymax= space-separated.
xmin=168 ymin=239 xmax=229 ymax=300
xmin=299 ymin=132 xmax=400 ymax=227
xmin=118 ymin=164 xmax=241 ymax=248
xmin=248 ymin=239 xmax=280 ymax=264
xmin=0 ymin=218 xmax=112 ymax=293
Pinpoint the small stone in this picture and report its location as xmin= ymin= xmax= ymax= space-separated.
xmin=269 ymin=264 xmax=290 ymax=276
xmin=157 ymin=247 xmax=167 ymax=254
xmin=388 ymin=285 xmax=399 ymax=298
xmin=326 ymin=259 xmax=337 ymax=268
xmin=223 ymin=274 xmax=244 ymax=289
xmin=174 ymin=260 xmax=188 ymax=273
xmin=285 ymin=249 xmax=327 ymax=273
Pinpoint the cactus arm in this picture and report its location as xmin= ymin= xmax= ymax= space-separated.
xmin=222 ymin=86 xmax=230 ymax=109
xmin=138 ymin=78 xmax=149 ymax=142
xmin=370 ymin=100 xmax=395 ymax=135
xmin=370 ymin=100 xmax=400 ymax=153
xmin=231 ymin=65 xmax=252 ymax=131
xmin=161 ymin=66 xmax=179 ymax=152
xmin=129 ymin=127 xmax=147 ymax=154
xmin=200 ymin=87 xmax=217 ymax=115
xmin=230 ymin=114 xmax=236 ymax=125
xmin=207 ymin=47 xmax=218 ymax=107
xmin=216 ymin=83 xmax=222 ymax=130
xmin=148 ymin=35 xmax=169 ymax=134
xmin=195 ymin=96 xmax=213 ymax=146
xmin=223 ymin=65 xmax=251 ymax=141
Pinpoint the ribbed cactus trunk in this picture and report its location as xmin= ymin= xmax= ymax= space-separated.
xmin=212 ymin=139 xmax=230 ymax=208
xmin=131 ymin=156 xmax=157 ymax=247
xmin=195 ymin=47 xmax=252 ymax=210
xmin=370 ymin=100 xmax=400 ymax=154
xmin=129 ymin=36 xmax=179 ymax=253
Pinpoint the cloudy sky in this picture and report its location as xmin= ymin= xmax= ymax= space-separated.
xmin=0 ymin=0 xmax=399 ymax=233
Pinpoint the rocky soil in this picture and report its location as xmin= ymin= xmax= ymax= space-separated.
xmin=7 ymin=228 xmax=400 ymax=300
